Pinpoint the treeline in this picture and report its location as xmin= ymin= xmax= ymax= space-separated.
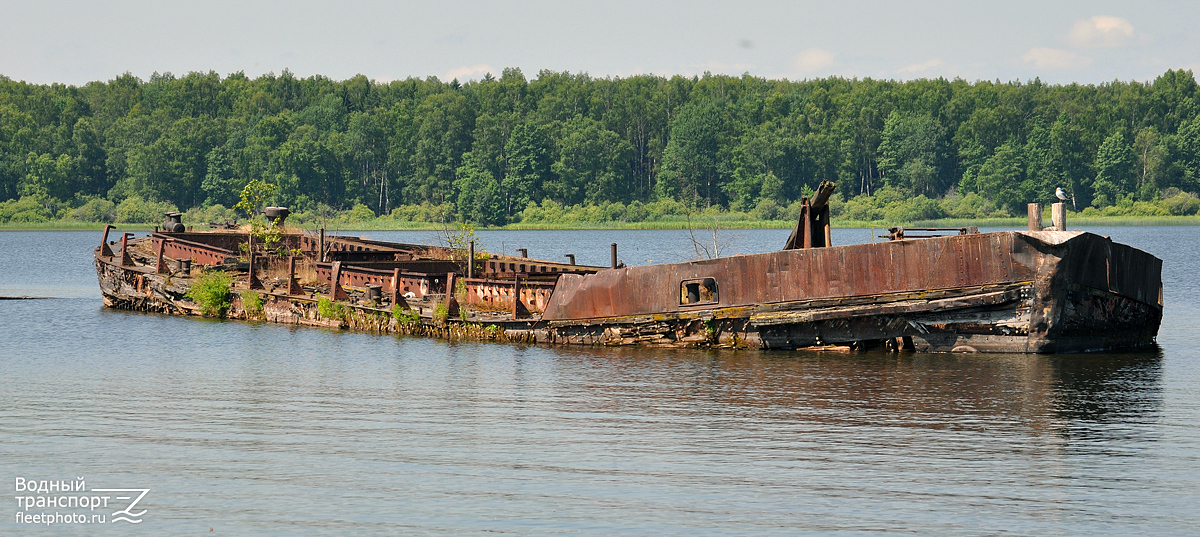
xmin=2 ymin=68 xmax=1200 ymax=225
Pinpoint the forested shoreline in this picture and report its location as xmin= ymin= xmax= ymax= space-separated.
xmin=2 ymin=68 xmax=1200 ymax=227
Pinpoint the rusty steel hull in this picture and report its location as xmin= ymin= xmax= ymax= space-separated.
xmin=94 ymin=229 xmax=1162 ymax=354
xmin=537 ymin=231 xmax=1162 ymax=353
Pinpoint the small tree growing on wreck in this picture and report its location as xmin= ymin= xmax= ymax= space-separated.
xmin=234 ymin=178 xmax=291 ymax=257
xmin=185 ymin=270 xmax=234 ymax=317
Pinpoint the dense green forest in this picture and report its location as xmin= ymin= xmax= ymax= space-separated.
xmin=2 ymin=68 xmax=1200 ymax=226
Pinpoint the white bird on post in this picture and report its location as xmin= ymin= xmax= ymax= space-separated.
xmin=1055 ymin=187 xmax=1076 ymax=209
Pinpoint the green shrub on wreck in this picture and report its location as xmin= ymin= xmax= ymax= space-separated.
xmin=317 ymin=296 xmax=348 ymax=320
xmin=392 ymin=304 xmax=419 ymax=325
xmin=185 ymin=270 xmax=234 ymax=317
xmin=241 ymin=289 xmax=264 ymax=320
xmin=432 ymin=303 xmax=449 ymax=324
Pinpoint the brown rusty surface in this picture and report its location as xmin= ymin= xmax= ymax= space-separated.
xmin=543 ymin=232 xmax=1034 ymax=321
xmin=157 ymin=231 xmax=257 ymax=252
xmin=153 ymin=232 xmax=237 ymax=265
xmin=481 ymin=258 xmax=599 ymax=277
xmin=460 ymin=277 xmax=556 ymax=314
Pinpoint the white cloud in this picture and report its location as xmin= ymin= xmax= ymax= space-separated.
xmin=1021 ymin=47 xmax=1091 ymax=69
xmin=442 ymin=64 xmax=495 ymax=81
xmin=1068 ymin=15 xmax=1135 ymax=48
xmin=897 ymin=58 xmax=943 ymax=74
xmin=793 ymin=48 xmax=835 ymax=73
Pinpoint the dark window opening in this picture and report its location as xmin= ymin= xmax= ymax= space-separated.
xmin=680 ymin=278 xmax=718 ymax=305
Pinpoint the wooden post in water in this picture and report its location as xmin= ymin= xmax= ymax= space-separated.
xmin=1027 ymin=203 xmax=1043 ymax=231
xmin=1052 ymin=202 xmax=1067 ymax=231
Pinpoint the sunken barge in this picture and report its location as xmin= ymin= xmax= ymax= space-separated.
xmin=94 ymin=186 xmax=1163 ymax=353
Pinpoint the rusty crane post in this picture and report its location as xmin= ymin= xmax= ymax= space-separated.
xmin=784 ymin=181 xmax=835 ymax=250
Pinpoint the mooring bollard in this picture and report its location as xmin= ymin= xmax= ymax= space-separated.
xmin=1028 ymin=203 xmax=1043 ymax=231
xmin=365 ymin=284 xmax=382 ymax=303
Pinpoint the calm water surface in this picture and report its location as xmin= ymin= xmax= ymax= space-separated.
xmin=1 ymin=227 xmax=1197 ymax=535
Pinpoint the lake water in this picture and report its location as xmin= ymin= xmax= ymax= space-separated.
xmin=1 ymin=227 xmax=1198 ymax=535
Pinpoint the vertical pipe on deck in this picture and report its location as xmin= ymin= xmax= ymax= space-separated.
xmin=1028 ymin=203 xmax=1043 ymax=231
xmin=391 ymin=268 xmax=405 ymax=308
xmin=318 ymin=228 xmax=326 ymax=262
xmin=468 ymin=241 xmax=475 ymax=279
xmin=512 ymin=274 xmax=522 ymax=319
xmin=1052 ymin=203 xmax=1067 ymax=231
xmin=822 ymin=206 xmax=832 ymax=247
xmin=611 ymin=243 xmax=618 ymax=269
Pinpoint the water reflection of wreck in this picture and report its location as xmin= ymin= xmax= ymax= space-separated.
xmin=558 ymin=347 xmax=1164 ymax=430
xmin=94 ymin=184 xmax=1163 ymax=353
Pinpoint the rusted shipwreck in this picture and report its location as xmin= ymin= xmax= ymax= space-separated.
xmin=94 ymin=188 xmax=1163 ymax=353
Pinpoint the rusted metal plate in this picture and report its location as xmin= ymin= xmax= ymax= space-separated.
xmin=543 ymin=232 xmax=1031 ymax=321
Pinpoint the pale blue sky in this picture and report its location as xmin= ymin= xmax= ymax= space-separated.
xmin=1 ymin=0 xmax=1197 ymax=85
